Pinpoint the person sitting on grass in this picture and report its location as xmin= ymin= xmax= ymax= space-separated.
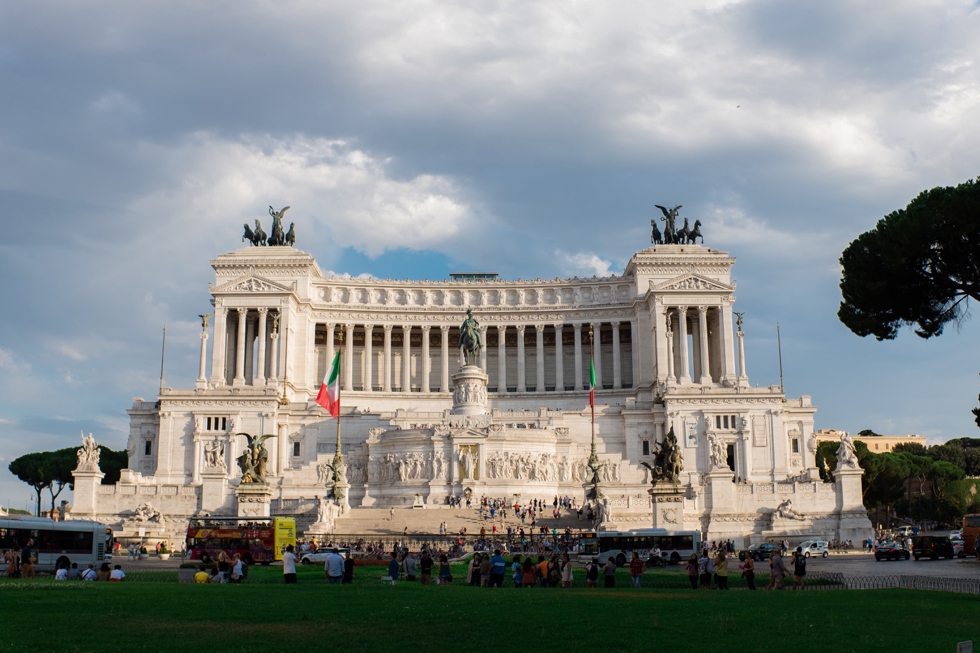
xmin=194 ymin=566 xmax=211 ymax=584
xmin=81 ymin=563 xmax=97 ymax=581
xmin=55 ymin=564 xmax=68 ymax=581
xmin=96 ymin=563 xmax=111 ymax=582
xmin=109 ymin=565 xmax=126 ymax=582
xmin=388 ymin=552 xmax=400 ymax=584
xmin=231 ymin=554 xmax=244 ymax=584
xmin=67 ymin=563 xmax=80 ymax=581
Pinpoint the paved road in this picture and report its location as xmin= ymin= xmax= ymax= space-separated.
xmin=800 ymin=553 xmax=980 ymax=578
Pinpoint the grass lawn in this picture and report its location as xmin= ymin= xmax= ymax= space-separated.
xmin=1 ymin=565 xmax=976 ymax=653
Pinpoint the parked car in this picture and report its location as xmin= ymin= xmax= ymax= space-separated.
xmin=300 ymin=548 xmax=349 ymax=565
xmin=950 ymin=535 xmax=965 ymax=558
xmin=739 ymin=542 xmax=781 ymax=562
xmin=874 ymin=541 xmax=910 ymax=561
xmin=798 ymin=540 xmax=829 ymax=558
xmin=912 ymin=534 xmax=955 ymax=560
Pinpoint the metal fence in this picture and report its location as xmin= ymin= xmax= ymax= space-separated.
xmin=804 ymin=571 xmax=980 ymax=594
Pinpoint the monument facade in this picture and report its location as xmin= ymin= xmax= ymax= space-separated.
xmin=71 ymin=218 xmax=871 ymax=546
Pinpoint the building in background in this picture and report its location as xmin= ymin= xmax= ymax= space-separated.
xmin=815 ymin=429 xmax=926 ymax=453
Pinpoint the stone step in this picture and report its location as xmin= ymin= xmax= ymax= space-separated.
xmin=330 ymin=507 xmax=589 ymax=535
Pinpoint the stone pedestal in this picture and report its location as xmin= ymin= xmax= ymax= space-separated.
xmin=332 ymin=481 xmax=351 ymax=515
xmin=451 ymin=365 xmax=489 ymax=416
xmin=70 ymin=469 xmax=104 ymax=519
xmin=201 ymin=470 xmax=229 ymax=513
xmin=834 ymin=466 xmax=873 ymax=541
xmin=706 ymin=468 xmax=735 ymax=514
xmin=649 ymin=484 xmax=685 ymax=530
xmin=412 ymin=493 xmax=426 ymax=509
xmin=236 ymin=484 xmax=273 ymax=518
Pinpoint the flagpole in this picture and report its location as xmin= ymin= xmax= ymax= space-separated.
xmin=335 ymin=329 xmax=343 ymax=460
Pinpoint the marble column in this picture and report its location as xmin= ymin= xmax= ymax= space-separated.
xmin=665 ymin=316 xmax=675 ymax=383
xmin=698 ymin=306 xmax=711 ymax=385
xmin=255 ymin=308 xmax=268 ymax=386
xmin=611 ymin=321 xmax=622 ymax=390
xmin=593 ymin=323 xmax=602 ymax=390
xmin=277 ymin=422 xmax=288 ymax=476
xmin=440 ymin=325 xmax=450 ymax=392
xmin=421 ymin=325 xmax=431 ymax=393
xmin=233 ymin=308 xmax=247 ymax=386
xmin=401 ymin=325 xmax=412 ymax=392
xmin=573 ymin=323 xmax=584 ymax=391
xmin=383 ymin=325 xmax=393 ymax=392
xmin=497 ymin=325 xmax=507 ymax=392
xmin=737 ymin=322 xmax=748 ymax=384
xmin=363 ymin=324 xmax=374 ymax=392
xmin=535 ymin=324 xmax=545 ymax=392
xmin=325 ymin=323 xmax=335 ymax=384
xmin=516 ymin=325 xmax=526 ymax=392
xmin=209 ymin=307 xmax=227 ymax=385
xmin=554 ymin=324 xmax=564 ymax=392
xmin=721 ymin=302 xmax=736 ymax=384
xmin=197 ymin=329 xmax=208 ymax=385
xmin=677 ymin=306 xmax=691 ymax=384
xmin=344 ymin=324 xmax=355 ymax=391
xmin=479 ymin=325 xmax=488 ymax=372
xmin=243 ymin=314 xmax=255 ymax=384
xmin=269 ymin=331 xmax=279 ymax=384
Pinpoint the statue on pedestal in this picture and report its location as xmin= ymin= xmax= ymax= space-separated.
xmin=76 ymin=432 xmax=101 ymax=471
xmin=642 ymin=426 xmax=683 ymax=486
xmin=458 ymin=309 xmax=482 ymax=367
xmin=236 ymin=433 xmax=276 ymax=484
xmin=836 ymin=432 xmax=859 ymax=470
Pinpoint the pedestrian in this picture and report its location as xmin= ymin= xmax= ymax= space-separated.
xmin=536 ymin=555 xmax=549 ymax=588
xmin=467 ymin=554 xmax=479 ymax=586
xmin=20 ymin=540 xmax=35 ymax=579
xmin=437 ymin=553 xmax=452 ymax=585
xmin=479 ymin=553 xmax=492 ymax=587
xmin=791 ymin=546 xmax=806 ymax=590
xmin=585 ymin=558 xmax=600 ymax=588
xmin=685 ymin=554 xmax=699 ymax=589
xmin=324 ymin=547 xmax=344 ymax=584
xmin=742 ymin=554 xmax=756 ymax=590
xmin=217 ymin=552 xmax=230 ymax=583
xmin=404 ymin=551 xmax=417 ymax=581
xmin=231 ymin=554 xmax=244 ymax=583
xmin=343 ymin=550 xmax=355 ymax=584
xmin=388 ymin=552 xmax=400 ymax=584
xmin=282 ymin=544 xmax=298 ymax=584
xmin=698 ymin=550 xmax=711 ymax=589
xmin=420 ymin=551 xmax=433 ymax=585
xmin=512 ymin=556 xmax=523 ymax=588
xmin=714 ymin=552 xmax=728 ymax=590
xmin=561 ymin=555 xmax=573 ymax=588
xmin=629 ymin=552 xmax=645 ymax=588
xmin=5 ymin=546 xmax=20 ymax=578
xmin=770 ymin=550 xmax=789 ymax=590
xmin=602 ymin=557 xmax=617 ymax=588
xmin=489 ymin=549 xmax=506 ymax=588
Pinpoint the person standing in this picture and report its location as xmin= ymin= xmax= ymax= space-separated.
xmin=479 ymin=554 xmax=492 ymax=587
xmin=324 ymin=547 xmax=344 ymax=584
xmin=342 ymin=551 xmax=355 ymax=584
xmin=512 ymin=556 xmax=523 ymax=588
xmin=420 ymin=551 xmax=434 ymax=585
xmin=489 ymin=549 xmax=506 ymax=588
xmin=770 ymin=550 xmax=789 ymax=590
xmin=561 ymin=555 xmax=574 ymax=588
xmin=698 ymin=550 xmax=711 ymax=589
xmin=404 ymin=551 xmax=417 ymax=582
xmin=438 ymin=554 xmax=452 ymax=585
xmin=685 ymin=554 xmax=699 ymax=590
xmin=629 ymin=552 xmax=645 ymax=588
xmin=714 ymin=552 xmax=728 ymax=590
xmin=585 ymin=558 xmax=600 ymax=588
xmin=282 ymin=544 xmax=298 ymax=584
xmin=20 ymin=541 xmax=35 ymax=580
xmin=387 ymin=552 xmax=400 ymax=584
xmin=791 ymin=546 xmax=806 ymax=590
xmin=742 ymin=554 xmax=756 ymax=590
xmin=602 ymin=558 xmax=617 ymax=588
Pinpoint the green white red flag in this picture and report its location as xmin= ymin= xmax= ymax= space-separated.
xmin=316 ymin=350 xmax=341 ymax=417
xmin=589 ymin=355 xmax=596 ymax=407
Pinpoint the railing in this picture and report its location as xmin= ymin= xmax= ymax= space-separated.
xmin=805 ymin=572 xmax=980 ymax=594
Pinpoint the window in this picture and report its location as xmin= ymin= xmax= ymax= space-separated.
xmin=205 ymin=417 xmax=228 ymax=431
xmin=792 ymin=438 xmax=799 ymax=454
xmin=642 ymin=441 xmax=650 ymax=456
xmin=292 ymin=442 xmax=301 ymax=457
xmin=723 ymin=415 xmax=729 ymax=429
xmin=715 ymin=416 xmax=721 ymax=429
xmin=144 ymin=440 xmax=152 ymax=456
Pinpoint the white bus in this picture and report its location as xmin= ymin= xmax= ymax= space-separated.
xmin=0 ymin=517 xmax=113 ymax=570
xmin=578 ymin=528 xmax=702 ymax=566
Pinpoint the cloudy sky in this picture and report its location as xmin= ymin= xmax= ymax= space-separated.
xmin=1 ymin=0 xmax=979 ymax=510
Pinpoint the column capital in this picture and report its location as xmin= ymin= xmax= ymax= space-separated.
xmin=325 ymin=321 xmax=335 ymax=328
xmin=363 ymin=323 xmax=374 ymax=330
xmin=420 ymin=324 xmax=431 ymax=333
xmin=497 ymin=325 xmax=507 ymax=334
xmin=611 ymin=320 xmax=621 ymax=328
xmin=676 ymin=305 xmax=688 ymax=312
xmin=383 ymin=324 xmax=394 ymax=333
xmin=401 ymin=324 xmax=412 ymax=333
xmin=200 ymin=330 xmax=209 ymax=340
xmin=535 ymin=324 xmax=545 ymax=333
xmin=236 ymin=307 xmax=248 ymax=315
xmin=440 ymin=324 xmax=450 ymax=333
xmin=553 ymin=323 xmax=563 ymax=331
xmin=697 ymin=305 xmax=708 ymax=314
xmin=516 ymin=324 xmax=526 ymax=333
xmin=257 ymin=307 xmax=269 ymax=315
xmin=345 ymin=323 xmax=356 ymax=331
xmin=270 ymin=331 xmax=279 ymax=339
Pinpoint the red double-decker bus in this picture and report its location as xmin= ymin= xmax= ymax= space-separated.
xmin=185 ymin=517 xmax=295 ymax=565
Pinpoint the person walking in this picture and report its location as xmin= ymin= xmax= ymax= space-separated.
xmin=685 ymin=554 xmax=699 ymax=590
xmin=512 ymin=556 xmax=523 ymax=588
xmin=629 ymin=552 xmax=645 ymax=588
xmin=791 ymin=546 xmax=806 ymax=590
xmin=561 ymin=555 xmax=574 ymax=588
xmin=742 ymin=554 xmax=756 ymax=590
xmin=770 ymin=550 xmax=789 ymax=590
xmin=714 ymin=551 xmax=728 ymax=590
xmin=282 ymin=544 xmax=298 ymax=584
xmin=602 ymin=558 xmax=617 ymax=588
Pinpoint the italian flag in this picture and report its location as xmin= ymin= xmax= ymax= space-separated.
xmin=316 ymin=350 xmax=341 ymax=417
xmin=589 ymin=355 xmax=596 ymax=407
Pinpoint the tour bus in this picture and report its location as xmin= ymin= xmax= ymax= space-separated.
xmin=186 ymin=517 xmax=296 ymax=565
xmin=961 ymin=514 xmax=980 ymax=556
xmin=0 ymin=516 xmax=113 ymax=570
xmin=578 ymin=528 xmax=701 ymax=566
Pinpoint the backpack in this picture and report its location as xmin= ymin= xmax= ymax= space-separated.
xmin=587 ymin=564 xmax=599 ymax=581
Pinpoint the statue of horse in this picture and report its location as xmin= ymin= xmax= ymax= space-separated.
xmin=458 ymin=309 xmax=482 ymax=367
xmin=687 ymin=219 xmax=703 ymax=244
xmin=252 ymin=220 xmax=267 ymax=246
xmin=656 ymin=204 xmax=681 ymax=244
xmin=676 ymin=218 xmax=690 ymax=245
xmin=243 ymin=223 xmax=256 ymax=245
xmin=285 ymin=222 xmax=296 ymax=247
xmin=650 ymin=219 xmax=662 ymax=245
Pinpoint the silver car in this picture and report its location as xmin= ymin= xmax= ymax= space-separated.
xmin=798 ymin=540 xmax=829 ymax=558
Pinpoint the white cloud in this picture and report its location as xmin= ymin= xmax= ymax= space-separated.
xmin=555 ymin=250 xmax=615 ymax=277
xmin=0 ymin=348 xmax=30 ymax=373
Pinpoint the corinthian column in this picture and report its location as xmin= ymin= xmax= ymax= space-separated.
xmin=209 ymin=307 xmax=226 ymax=385
xmin=516 ymin=325 xmax=526 ymax=393
xmin=383 ymin=325 xmax=393 ymax=392
xmin=197 ymin=327 xmax=208 ymax=388
xmin=344 ymin=323 xmax=355 ymax=392
xmin=255 ymin=308 xmax=268 ymax=386
xmin=593 ymin=322 xmax=602 ymax=390
xmin=698 ymin=306 xmax=711 ymax=385
xmin=497 ymin=325 xmax=507 ymax=392
xmin=554 ymin=324 xmax=564 ymax=392
xmin=677 ymin=306 xmax=691 ymax=384
xmin=401 ymin=324 xmax=412 ymax=392
xmin=440 ymin=325 xmax=450 ymax=392
xmin=479 ymin=325 xmax=488 ymax=372
xmin=233 ymin=308 xmax=247 ymax=386
xmin=535 ymin=324 xmax=545 ymax=392
xmin=573 ymin=323 xmax=584 ymax=391
xmin=363 ymin=324 xmax=374 ymax=392
xmin=421 ymin=325 xmax=431 ymax=393
xmin=611 ymin=321 xmax=622 ymax=389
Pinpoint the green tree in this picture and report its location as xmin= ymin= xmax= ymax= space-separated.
xmin=816 ymin=440 xmax=839 ymax=481
xmin=893 ymin=442 xmax=927 ymax=456
xmin=44 ymin=448 xmax=78 ymax=516
xmin=8 ymin=453 xmax=49 ymax=516
xmin=99 ymin=446 xmax=128 ymax=485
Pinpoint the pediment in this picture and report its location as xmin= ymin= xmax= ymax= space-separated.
xmin=210 ymin=274 xmax=296 ymax=294
xmin=650 ymin=273 xmax=734 ymax=292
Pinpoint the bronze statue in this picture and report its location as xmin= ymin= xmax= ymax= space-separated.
xmin=267 ymin=206 xmax=289 ymax=246
xmin=650 ymin=219 xmax=663 ymax=245
xmin=284 ymin=222 xmax=296 ymax=247
xmin=251 ymin=220 xmax=268 ymax=246
xmin=676 ymin=218 xmax=691 ymax=244
xmin=655 ymin=205 xmax=681 ymax=244
xmin=458 ymin=309 xmax=482 ymax=366
xmin=641 ymin=426 xmax=683 ymax=486
xmin=236 ymin=433 xmax=277 ymax=484
xmin=199 ymin=313 xmax=212 ymax=330
xmin=687 ymin=219 xmax=703 ymax=244
xmin=242 ymin=223 xmax=255 ymax=245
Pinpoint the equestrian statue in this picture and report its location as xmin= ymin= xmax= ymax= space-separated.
xmin=458 ymin=309 xmax=483 ymax=367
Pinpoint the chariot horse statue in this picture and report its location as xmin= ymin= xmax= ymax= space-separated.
xmin=655 ymin=204 xmax=681 ymax=244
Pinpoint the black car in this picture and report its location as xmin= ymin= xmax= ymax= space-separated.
xmin=874 ymin=541 xmax=910 ymax=561
xmin=912 ymin=534 xmax=955 ymax=560
xmin=739 ymin=542 xmax=781 ymax=562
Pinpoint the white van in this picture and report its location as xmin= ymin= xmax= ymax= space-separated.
xmin=798 ymin=540 xmax=829 ymax=558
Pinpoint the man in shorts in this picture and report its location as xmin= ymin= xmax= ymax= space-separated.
xmin=791 ymin=546 xmax=806 ymax=590
xmin=770 ymin=550 xmax=790 ymax=590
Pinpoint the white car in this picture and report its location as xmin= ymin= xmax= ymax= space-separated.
xmin=950 ymin=536 xmax=965 ymax=558
xmin=300 ymin=548 xmax=349 ymax=565
xmin=798 ymin=540 xmax=829 ymax=558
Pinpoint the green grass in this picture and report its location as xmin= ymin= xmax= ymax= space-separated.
xmin=0 ymin=565 xmax=977 ymax=653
